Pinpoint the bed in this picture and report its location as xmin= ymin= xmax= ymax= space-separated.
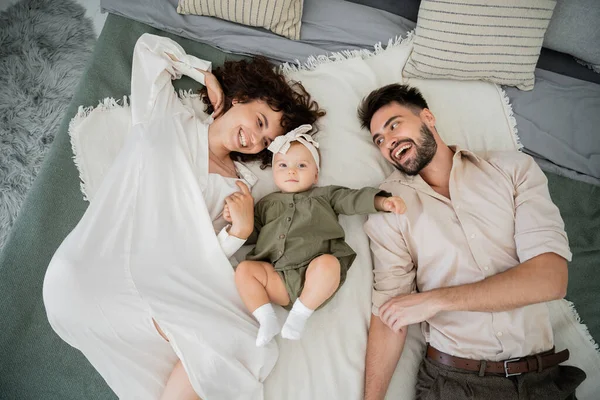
xmin=1 ymin=2 xmax=599 ymax=399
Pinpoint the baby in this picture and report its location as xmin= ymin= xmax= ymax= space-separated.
xmin=225 ymin=125 xmax=407 ymax=347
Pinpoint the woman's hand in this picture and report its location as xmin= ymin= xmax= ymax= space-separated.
xmin=200 ymin=70 xmax=225 ymax=118
xmin=224 ymin=181 xmax=254 ymax=239
xmin=164 ymin=52 xmax=225 ymax=118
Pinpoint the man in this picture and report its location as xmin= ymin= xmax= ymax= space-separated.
xmin=358 ymin=84 xmax=586 ymax=400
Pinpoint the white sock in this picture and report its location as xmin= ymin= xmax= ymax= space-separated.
xmin=281 ymin=299 xmax=314 ymax=340
xmin=252 ymin=303 xmax=281 ymax=347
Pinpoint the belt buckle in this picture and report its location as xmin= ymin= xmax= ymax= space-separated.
xmin=504 ymin=358 xmax=522 ymax=377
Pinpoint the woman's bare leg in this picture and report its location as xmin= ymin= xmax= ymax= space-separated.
xmin=159 ymin=360 xmax=201 ymax=400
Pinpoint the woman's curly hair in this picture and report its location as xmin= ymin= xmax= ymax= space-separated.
xmin=200 ymin=56 xmax=325 ymax=168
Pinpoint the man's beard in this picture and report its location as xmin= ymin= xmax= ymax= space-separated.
xmin=392 ymin=123 xmax=437 ymax=176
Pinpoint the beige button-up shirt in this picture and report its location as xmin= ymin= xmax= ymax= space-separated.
xmin=364 ymin=146 xmax=572 ymax=361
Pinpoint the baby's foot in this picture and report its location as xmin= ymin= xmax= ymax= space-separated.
xmin=252 ymin=304 xmax=281 ymax=347
xmin=281 ymin=299 xmax=314 ymax=340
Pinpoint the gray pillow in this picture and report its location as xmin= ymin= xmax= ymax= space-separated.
xmin=543 ymin=0 xmax=600 ymax=71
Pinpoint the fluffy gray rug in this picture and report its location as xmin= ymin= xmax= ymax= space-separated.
xmin=0 ymin=0 xmax=96 ymax=249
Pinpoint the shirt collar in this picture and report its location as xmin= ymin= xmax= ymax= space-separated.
xmin=450 ymin=145 xmax=481 ymax=163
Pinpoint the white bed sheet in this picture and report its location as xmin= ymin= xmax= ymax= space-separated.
xmin=68 ymin=35 xmax=600 ymax=399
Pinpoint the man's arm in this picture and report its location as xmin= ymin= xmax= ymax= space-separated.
xmin=379 ymin=252 xmax=567 ymax=331
xmin=363 ymin=210 xmax=416 ymax=398
xmin=441 ymin=252 xmax=567 ymax=312
xmin=364 ymin=315 xmax=407 ymax=400
xmin=380 ymin=153 xmax=572 ymax=332
xmin=444 ymin=153 xmax=570 ymax=312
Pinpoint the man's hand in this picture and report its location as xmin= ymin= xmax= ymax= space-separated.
xmin=224 ymin=181 xmax=254 ymax=239
xmin=375 ymin=196 xmax=407 ymax=214
xmin=379 ymin=292 xmax=443 ymax=333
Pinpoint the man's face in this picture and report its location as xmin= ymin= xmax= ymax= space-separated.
xmin=369 ymin=102 xmax=437 ymax=176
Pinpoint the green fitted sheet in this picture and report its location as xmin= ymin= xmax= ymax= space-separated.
xmin=1 ymin=12 xmax=598 ymax=400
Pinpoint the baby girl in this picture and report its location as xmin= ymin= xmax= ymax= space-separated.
xmin=225 ymin=125 xmax=407 ymax=347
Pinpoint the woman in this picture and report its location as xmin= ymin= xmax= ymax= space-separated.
xmin=42 ymin=34 xmax=324 ymax=400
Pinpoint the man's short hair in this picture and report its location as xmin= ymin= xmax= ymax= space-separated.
xmin=357 ymin=84 xmax=429 ymax=130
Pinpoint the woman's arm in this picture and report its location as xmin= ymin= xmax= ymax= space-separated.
xmin=217 ymin=226 xmax=248 ymax=259
xmin=131 ymin=33 xmax=212 ymax=125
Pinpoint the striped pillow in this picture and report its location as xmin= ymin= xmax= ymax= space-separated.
xmin=177 ymin=0 xmax=304 ymax=40
xmin=403 ymin=0 xmax=557 ymax=90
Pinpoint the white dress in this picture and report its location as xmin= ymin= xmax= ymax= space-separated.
xmin=42 ymin=34 xmax=277 ymax=400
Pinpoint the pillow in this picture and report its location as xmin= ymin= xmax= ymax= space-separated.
xmin=176 ymin=0 xmax=304 ymax=40
xmin=276 ymin=40 xmax=520 ymax=194
xmin=543 ymin=0 xmax=600 ymax=72
xmin=403 ymin=0 xmax=557 ymax=90
xmin=70 ymin=37 xmax=521 ymax=201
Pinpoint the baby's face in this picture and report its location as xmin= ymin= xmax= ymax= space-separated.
xmin=273 ymin=142 xmax=319 ymax=193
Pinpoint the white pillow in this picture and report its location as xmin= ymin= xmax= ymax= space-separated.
xmin=276 ymin=35 xmax=520 ymax=193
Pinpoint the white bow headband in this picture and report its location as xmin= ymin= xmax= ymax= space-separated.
xmin=267 ymin=124 xmax=320 ymax=170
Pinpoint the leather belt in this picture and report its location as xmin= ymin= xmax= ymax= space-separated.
xmin=426 ymin=345 xmax=570 ymax=377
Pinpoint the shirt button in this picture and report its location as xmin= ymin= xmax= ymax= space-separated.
xmin=470 ymin=233 xmax=476 ymax=239
xmin=455 ymin=205 xmax=461 ymax=210
xmin=286 ymin=217 xmax=292 ymax=222
xmin=278 ymin=250 xmax=283 ymax=257
xmin=289 ymin=203 xmax=294 ymax=208
xmin=279 ymin=234 xmax=286 ymax=239
xmin=497 ymin=331 xmax=503 ymax=337
xmin=484 ymin=266 xmax=489 ymax=271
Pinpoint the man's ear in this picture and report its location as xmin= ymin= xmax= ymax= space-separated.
xmin=420 ymin=108 xmax=436 ymax=129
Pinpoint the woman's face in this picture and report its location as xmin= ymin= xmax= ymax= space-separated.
xmin=218 ymin=99 xmax=285 ymax=155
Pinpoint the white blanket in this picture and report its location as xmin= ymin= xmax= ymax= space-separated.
xmin=69 ymin=35 xmax=600 ymax=399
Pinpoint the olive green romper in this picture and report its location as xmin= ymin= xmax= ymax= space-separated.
xmin=245 ymin=186 xmax=387 ymax=309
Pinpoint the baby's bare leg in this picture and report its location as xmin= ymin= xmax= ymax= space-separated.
xmin=235 ymin=261 xmax=290 ymax=310
xmin=235 ymin=261 xmax=290 ymax=346
xmin=160 ymin=360 xmax=201 ymax=400
xmin=300 ymin=254 xmax=341 ymax=309
xmin=282 ymin=254 xmax=341 ymax=340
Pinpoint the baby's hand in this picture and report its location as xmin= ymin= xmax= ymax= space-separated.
xmin=382 ymin=196 xmax=407 ymax=214
xmin=224 ymin=181 xmax=255 ymax=239
xmin=223 ymin=204 xmax=232 ymax=223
